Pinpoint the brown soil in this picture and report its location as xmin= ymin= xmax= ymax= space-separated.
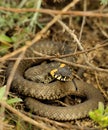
xmin=0 ymin=0 xmax=108 ymax=130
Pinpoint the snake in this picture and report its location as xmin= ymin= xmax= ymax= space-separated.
xmin=6 ymin=39 xmax=104 ymax=121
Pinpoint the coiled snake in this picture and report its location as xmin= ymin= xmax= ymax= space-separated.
xmin=6 ymin=40 xmax=104 ymax=121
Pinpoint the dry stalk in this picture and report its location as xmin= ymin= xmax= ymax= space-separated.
xmin=0 ymin=7 xmax=108 ymax=17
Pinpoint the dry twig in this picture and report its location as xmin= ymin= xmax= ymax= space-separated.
xmin=0 ymin=101 xmax=53 ymax=130
xmin=0 ymin=7 xmax=108 ymax=17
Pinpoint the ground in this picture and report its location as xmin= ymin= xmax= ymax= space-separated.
xmin=0 ymin=0 xmax=108 ymax=130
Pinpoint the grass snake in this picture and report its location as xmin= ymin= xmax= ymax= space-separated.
xmin=6 ymin=39 xmax=104 ymax=121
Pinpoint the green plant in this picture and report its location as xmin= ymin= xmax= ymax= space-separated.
xmin=100 ymin=0 xmax=108 ymax=5
xmin=0 ymin=86 xmax=22 ymax=105
xmin=89 ymin=102 xmax=108 ymax=128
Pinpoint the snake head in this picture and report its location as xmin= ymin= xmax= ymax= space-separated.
xmin=50 ymin=64 xmax=73 ymax=81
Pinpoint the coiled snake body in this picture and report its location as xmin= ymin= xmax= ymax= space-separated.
xmin=7 ymin=40 xmax=104 ymax=121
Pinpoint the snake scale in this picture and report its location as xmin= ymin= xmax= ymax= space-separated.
xmin=6 ymin=39 xmax=104 ymax=121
